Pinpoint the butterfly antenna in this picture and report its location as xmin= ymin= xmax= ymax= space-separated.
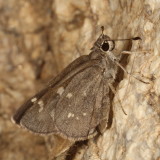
xmin=100 ymin=26 xmax=141 ymax=42
xmin=101 ymin=26 xmax=104 ymax=34
xmin=108 ymin=36 xmax=142 ymax=41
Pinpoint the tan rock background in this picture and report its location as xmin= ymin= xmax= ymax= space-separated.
xmin=0 ymin=0 xmax=159 ymax=160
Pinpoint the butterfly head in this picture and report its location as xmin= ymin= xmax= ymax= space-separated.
xmin=91 ymin=34 xmax=115 ymax=56
xmin=91 ymin=26 xmax=141 ymax=56
xmin=98 ymin=34 xmax=115 ymax=53
xmin=91 ymin=28 xmax=115 ymax=54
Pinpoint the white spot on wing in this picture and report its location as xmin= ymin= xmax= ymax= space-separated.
xmin=38 ymin=100 xmax=44 ymax=112
xmin=31 ymin=97 xmax=37 ymax=102
xmin=57 ymin=87 xmax=64 ymax=95
xmin=76 ymin=117 xmax=79 ymax=120
xmin=68 ymin=113 xmax=72 ymax=118
xmin=83 ymin=90 xmax=87 ymax=97
xmin=50 ymin=109 xmax=55 ymax=119
xmin=68 ymin=112 xmax=74 ymax=118
xmin=83 ymin=113 xmax=87 ymax=116
xmin=66 ymin=93 xmax=73 ymax=98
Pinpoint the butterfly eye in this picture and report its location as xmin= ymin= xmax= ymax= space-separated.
xmin=101 ymin=41 xmax=109 ymax=51
xmin=100 ymin=40 xmax=115 ymax=52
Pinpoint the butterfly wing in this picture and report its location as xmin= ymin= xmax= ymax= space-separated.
xmin=12 ymin=55 xmax=89 ymax=133
xmin=12 ymin=55 xmax=105 ymax=136
xmin=12 ymin=87 xmax=60 ymax=133
xmin=54 ymin=65 xmax=105 ymax=140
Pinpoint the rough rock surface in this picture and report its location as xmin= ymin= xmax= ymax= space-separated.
xmin=0 ymin=0 xmax=159 ymax=160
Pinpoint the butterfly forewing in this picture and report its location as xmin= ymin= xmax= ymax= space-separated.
xmin=12 ymin=87 xmax=49 ymax=124
xmin=19 ymin=89 xmax=61 ymax=134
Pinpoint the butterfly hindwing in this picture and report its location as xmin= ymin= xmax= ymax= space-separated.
xmin=54 ymin=65 xmax=105 ymax=139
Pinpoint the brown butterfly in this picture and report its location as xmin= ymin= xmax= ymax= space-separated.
xmin=12 ymin=26 xmax=140 ymax=140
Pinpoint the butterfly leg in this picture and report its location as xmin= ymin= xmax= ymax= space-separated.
xmin=97 ymin=84 xmax=111 ymax=134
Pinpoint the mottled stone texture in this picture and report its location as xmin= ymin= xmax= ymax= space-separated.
xmin=0 ymin=0 xmax=159 ymax=160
